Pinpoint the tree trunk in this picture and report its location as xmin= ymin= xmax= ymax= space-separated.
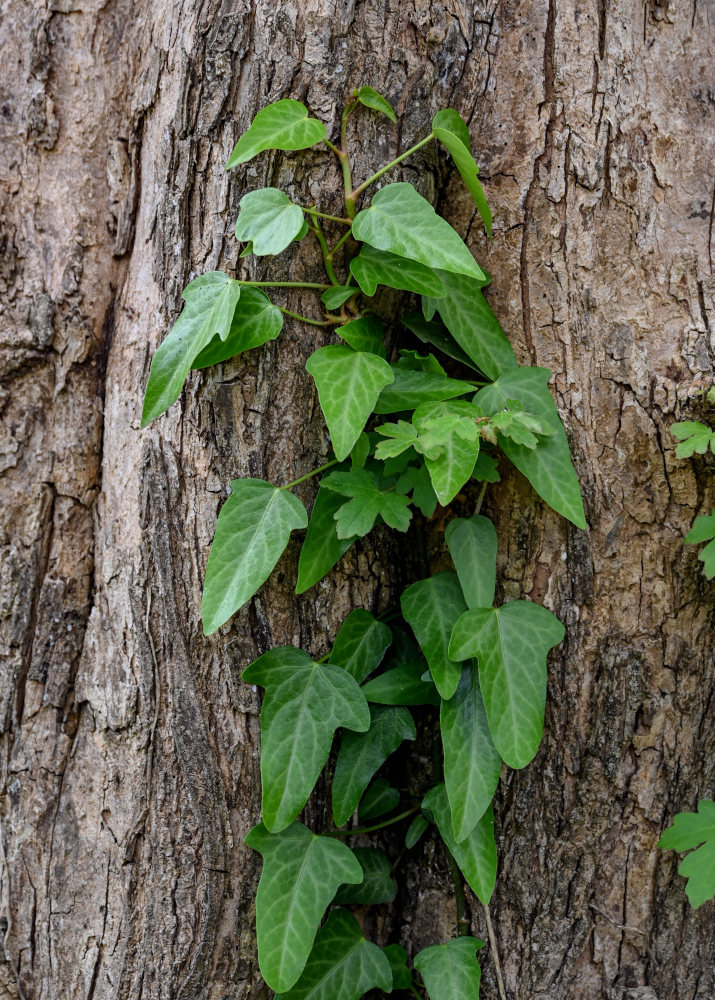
xmin=1 ymin=1 xmax=712 ymax=998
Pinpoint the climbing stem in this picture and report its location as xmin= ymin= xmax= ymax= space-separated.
xmin=306 ymin=208 xmax=352 ymax=225
xmin=280 ymin=459 xmax=340 ymax=491
xmin=327 ymin=807 xmax=418 ymax=838
xmin=446 ymin=850 xmax=470 ymax=937
xmin=236 ymin=279 xmax=330 ymax=290
xmin=484 ymin=905 xmax=507 ymax=1000
xmin=307 ymin=214 xmax=340 ymax=285
xmin=277 ymin=306 xmax=338 ymax=327
xmin=348 ymin=133 xmax=435 ymax=206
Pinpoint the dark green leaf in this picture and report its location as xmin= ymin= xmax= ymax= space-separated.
xmin=337 ymin=315 xmax=386 ymax=357
xmin=406 ymin=814 xmax=430 ymax=849
xmin=193 ymin=287 xmax=282 ymax=367
xmin=330 ymin=609 xmax=392 ymax=683
xmin=359 ymin=778 xmax=400 ymax=820
xmin=383 ymin=943 xmax=413 ymax=990
xmin=321 ymin=468 xmax=412 ymax=537
xmin=374 ymin=366 xmax=476 ymax=414
xmin=414 ymin=935 xmax=484 ymax=1000
xmin=362 ymin=659 xmax=439 ymax=706
xmin=296 ymin=484 xmax=356 ymax=594
xmin=226 ymin=99 xmax=327 ymax=167
xmin=395 ymin=462 xmax=439 ymax=517
xmin=658 ymin=800 xmax=715 ymax=909
xmin=445 ymin=515 xmax=497 ymax=609
xmin=351 ymin=432 xmax=371 ymax=469
xmin=321 ymin=286 xmax=357 ymax=310
xmin=422 ymin=784 xmax=496 ymax=904
xmin=433 ymin=107 xmax=492 ymax=236
xmin=350 ymin=245 xmax=444 ymax=297
xmin=398 ymin=349 xmax=447 ymax=375
xmin=356 ymin=86 xmax=397 ymax=123
xmin=472 ymin=451 xmax=500 ymax=483
xmin=334 ymin=848 xmax=396 ymax=904
xmin=403 ymin=311 xmax=480 ymax=371
xmin=234 ymin=188 xmax=305 ymax=255
xmin=401 ymin=573 xmax=467 ymax=699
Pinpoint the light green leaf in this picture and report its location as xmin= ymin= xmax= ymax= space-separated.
xmin=356 ymin=86 xmax=397 ymax=122
xmin=202 ymin=479 xmax=307 ymax=634
xmin=352 ymin=183 xmax=485 ymax=281
xmin=274 ymin=909 xmax=392 ymax=1000
xmin=474 ymin=368 xmax=587 ymax=529
xmin=296 ymin=484 xmax=356 ymax=594
xmin=321 ymin=286 xmax=356 ymax=310
xmin=398 ymin=349 xmax=447 ymax=375
xmin=350 ymin=245 xmax=444 ymax=297
xmin=449 ymin=602 xmax=565 ymax=768
xmin=671 ymin=421 xmax=715 ymax=458
xmin=414 ymin=935 xmax=484 ymax=1000
xmin=359 ymin=778 xmax=400 ymax=820
xmin=403 ymin=311 xmax=480 ymax=371
xmin=401 ymin=573 xmax=467 ymax=699
xmin=445 ymin=515 xmax=497 ymax=609
xmin=658 ymin=799 xmax=715 ymax=909
xmin=441 ymin=665 xmax=502 ymax=842
xmin=330 ymin=609 xmax=392 ymax=683
xmin=245 ymin=823 xmax=363 ymax=993
xmin=374 ymin=366 xmax=476 ymax=414
xmin=334 ymin=848 xmax=396 ymax=904
xmin=422 ymin=784 xmax=496 ymax=904
xmin=192 ymin=287 xmax=282 ymax=367
xmin=333 ymin=705 xmax=415 ymax=825
xmin=361 ymin=660 xmax=439 ymax=706
xmin=306 ymin=346 xmax=394 ymax=460
xmin=234 ymin=188 xmax=305 ymax=255
xmin=337 ymin=316 xmax=386 ymax=357
xmin=433 ymin=107 xmax=492 ymax=236
xmin=406 ymin=814 xmax=430 ymax=849
xmin=351 ymin=432 xmax=371 ymax=469
xmin=413 ymin=400 xmax=481 ymax=505
xmin=226 ymin=99 xmax=327 ymax=167
xmin=374 ymin=420 xmax=419 ymax=460
xmin=395 ymin=462 xmax=439 ymax=517
xmin=321 ymin=468 xmax=412 ymax=538
xmin=141 ymin=272 xmax=241 ymax=425
xmin=243 ymin=647 xmax=369 ymax=831
xmin=383 ymin=943 xmax=413 ymax=990
xmin=684 ymin=508 xmax=715 ymax=579
xmin=472 ymin=451 xmax=500 ymax=483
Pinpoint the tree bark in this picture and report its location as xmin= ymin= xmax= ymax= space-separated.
xmin=1 ymin=1 xmax=713 ymax=999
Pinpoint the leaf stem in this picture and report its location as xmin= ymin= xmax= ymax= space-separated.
xmin=331 ymin=227 xmax=354 ymax=257
xmin=327 ymin=806 xmax=418 ymax=838
xmin=236 ymin=280 xmax=331 ymax=290
xmin=339 ymin=100 xmax=356 ymax=217
xmin=307 ymin=213 xmax=341 ymax=286
xmin=305 ymin=208 xmax=353 ymax=226
xmin=277 ymin=306 xmax=338 ymax=327
xmin=280 ymin=459 xmax=340 ymax=491
xmin=484 ymin=904 xmax=507 ymax=1000
xmin=474 ymin=481 xmax=489 ymax=516
xmin=409 ymin=984 xmax=424 ymax=1000
xmin=446 ymin=849 xmax=470 ymax=937
xmin=349 ymin=133 xmax=435 ymax=203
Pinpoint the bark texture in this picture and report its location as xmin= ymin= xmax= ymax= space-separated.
xmin=1 ymin=1 xmax=713 ymax=999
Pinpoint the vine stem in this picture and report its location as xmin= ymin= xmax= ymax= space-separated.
xmin=349 ymin=133 xmax=435 ymax=205
xmin=326 ymin=806 xmax=418 ymax=838
xmin=474 ymin=480 xmax=489 ymax=515
xmin=484 ymin=904 xmax=507 ymax=1000
xmin=236 ymin=279 xmax=330 ymax=289
xmin=305 ymin=208 xmax=352 ymax=226
xmin=279 ymin=458 xmax=340 ymax=491
xmin=446 ymin=849 xmax=470 ymax=937
xmin=277 ymin=306 xmax=338 ymax=327
xmin=409 ymin=984 xmax=424 ymax=999
xmin=306 ymin=212 xmax=340 ymax=286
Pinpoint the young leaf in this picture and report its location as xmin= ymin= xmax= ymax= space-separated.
xmin=306 ymin=346 xmax=394 ymax=460
xmin=356 ymin=85 xmax=397 ymax=123
xmin=296 ymin=484 xmax=356 ymax=594
xmin=432 ymin=107 xmax=492 ymax=236
xmin=413 ymin=400 xmax=481 ymax=505
xmin=359 ymin=778 xmax=400 ymax=820
xmin=333 ymin=705 xmax=416 ymax=826
xmin=350 ymin=245 xmax=444 ymax=297
xmin=192 ymin=287 xmax=282 ymax=367
xmin=474 ymin=368 xmax=587 ymax=529
xmin=374 ymin=420 xmax=419 ymax=460
xmin=373 ymin=366 xmax=476 ymax=414
xmin=361 ymin=660 xmax=440 ymax=706
xmin=441 ymin=665 xmax=502 ymax=842
xmin=406 ymin=813 xmax=430 ymax=849
xmin=422 ymin=783 xmax=496 ymax=904
xmin=321 ymin=468 xmax=412 ymax=538
xmin=141 ymin=272 xmax=241 ymax=425
xmin=337 ymin=315 xmax=386 ymax=357
xmin=243 ymin=647 xmax=370 ymax=831
xmin=330 ymin=608 xmax=392 ymax=683
xmin=321 ymin=286 xmax=356 ymax=310
xmin=684 ymin=508 xmax=715 ymax=579
xmin=401 ymin=573 xmax=467 ymax=699
xmin=334 ymin=847 xmax=396 ymax=904
xmin=202 ymin=479 xmax=307 ymax=634
xmin=226 ymin=99 xmax=327 ymax=167
xmin=472 ymin=450 xmax=500 ymax=483
xmin=671 ymin=420 xmax=715 ymax=458
xmin=449 ymin=602 xmax=565 ymax=768
xmin=395 ymin=462 xmax=439 ymax=517
xmin=658 ymin=799 xmax=715 ymax=909
xmin=414 ymin=936 xmax=484 ymax=1000
xmin=245 ymin=823 xmax=363 ymax=993
xmin=234 ymin=188 xmax=305 ymax=255
xmin=352 ymin=183 xmax=485 ymax=282
xmin=445 ymin=516 xmax=497 ymax=609
xmin=403 ymin=311 xmax=480 ymax=371
xmin=274 ymin=909 xmax=392 ymax=1000
xmin=383 ymin=943 xmax=413 ymax=990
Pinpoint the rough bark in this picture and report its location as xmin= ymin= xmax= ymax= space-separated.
xmin=1 ymin=2 xmax=713 ymax=999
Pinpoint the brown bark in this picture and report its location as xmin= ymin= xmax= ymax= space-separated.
xmin=1 ymin=2 xmax=713 ymax=999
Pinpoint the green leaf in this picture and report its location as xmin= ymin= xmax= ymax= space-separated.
xmin=403 ymin=311 xmax=480 ymax=371
xmin=425 ymin=271 xmax=517 ymax=380
xmin=449 ymin=602 xmax=565 ymax=768
xmin=337 ymin=315 xmax=386 ymax=357
xmin=334 ymin=848 xmax=396 ymax=904
xmin=671 ymin=421 xmax=715 ymax=457
xmin=330 ymin=609 xmax=392 ymax=683
xmin=352 ymin=183 xmax=485 ymax=281
xmin=395 ymin=462 xmax=439 ymax=517
xmin=413 ymin=400 xmax=481 ymax=505
xmin=321 ymin=468 xmax=412 ymax=538
xmin=383 ymin=943 xmax=413 ymax=990
xmin=441 ymin=665 xmax=502 ymax=842
xmin=374 ymin=366 xmax=476 ymax=414
xmin=398 ymin=349 xmax=447 ymax=375
xmin=356 ymin=86 xmax=397 ymax=123
xmin=141 ymin=272 xmax=241 ymax=425
xmin=414 ymin=936 xmax=484 ymax=1000
xmin=374 ymin=420 xmax=419 ymax=460
xmin=192 ymin=287 xmax=282 ymax=367
xmin=202 ymin=479 xmax=307 ymax=634
xmin=350 ymin=245 xmax=444 ymax=297
xmin=333 ymin=705 xmax=416 ymax=825
xmin=432 ymin=107 xmax=492 ymax=236
xmin=658 ymin=800 xmax=715 ymax=908
xmin=243 ymin=647 xmax=370 ymax=831
xmin=422 ymin=784 xmax=496 ymax=904
xmin=296 ymin=484 xmax=356 ymax=594
xmin=474 ymin=368 xmax=587 ymax=529
xmin=359 ymin=778 xmax=400 ymax=820
xmin=274 ymin=909 xmax=392 ymax=1000
xmin=472 ymin=450 xmax=500 ymax=483
xmin=445 ymin=515 xmax=497 ymax=609
xmin=321 ymin=286 xmax=356 ymax=310
xmin=351 ymin=432 xmax=371 ymax=469
xmin=306 ymin=346 xmax=394 ymax=460
xmin=406 ymin=813 xmax=430 ymax=849
xmin=684 ymin=508 xmax=715 ymax=579
xmin=362 ymin=660 xmax=440 ymax=706
xmin=234 ymin=188 xmax=305 ymax=255
xmin=401 ymin=573 xmax=467 ymax=699
xmin=226 ymin=99 xmax=327 ymax=167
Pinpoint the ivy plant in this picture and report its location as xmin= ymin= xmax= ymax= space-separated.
xmin=141 ymin=86 xmax=587 ymax=997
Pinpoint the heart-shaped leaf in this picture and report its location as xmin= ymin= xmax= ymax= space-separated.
xmin=321 ymin=286 xmax=357 ymax=310
xmin=422 ymin=783 xmax=496 ymax=904
xmin=414 ymin=935 xmax=484 ymax=1000
xmin=401 ymin=573 xmax=467 ymax=699
xmin=350 ymin=245 xmax=444 ymax=297
xmin=226 ymin=99 xmax=327 ymax=167
xmin=234 ymin=188 xmax=305 ymax=255
xmin=373 ymin=366 xmax=476 ymax=414
xmin=192 ymin=287 xmax=282 ymax=368
xmin=330 ymin=609 xmax=392 ymax=683
xmin=334 ymin=847 xmax=396 ymax=905
xmin=337 ymin=315 xmax=386 ymax=357
xmin=296 ymin=483 xmax=357 ymax=594
xmin=356 ymin=86 xmax=396 ymax=122
xmin=445 ymin=515 xmax=497 ymax=609
xmin=432 ymin=107 xmax=492 ymax=235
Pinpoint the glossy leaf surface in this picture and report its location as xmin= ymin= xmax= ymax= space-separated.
xmin=413 ymin=400 xmax=481 ymax=505
xmin=423 ymin=783 xmax=496 ymax=904
xmin=321 ymin=286 xmax=356 ymax=310
xmin=330 ymin=609 xmax=392 ymax=683
xmin=401 ymin=573 xmax=467 ymax=699
xmin=227 ymin=99 xmax=326 ymax=167
xmin=403 ymin=310 xmax=479 ymax=370
xmin=337 ymin=315 xmax=386 ymax=357
xmin=373 ymin=366 xmax=475 ymax=414
xmin=234 ymin=188 xmax=305 ymax=255
xmin=445 ymin=515 xmax=497 ymax=609
xmin=414 ymin=935 xmax=484 ymax=1000
xmin=350 ymin=245 xmax=444 ymax=297
xmin=193 ymin=287 xmax=282 ymax=367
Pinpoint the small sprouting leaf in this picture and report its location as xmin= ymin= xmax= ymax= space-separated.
xmin=334 ymin=848 xmax=396 ymax=904
xmin=374 ymin=420 xmax=419 ymax=460
xmin=414 ymin=936 xmax=484 ymax=1000
xmin=350 ymin=245 xmax=444 ymax=297
xmin=142 ymin=272 xmax=241 ymax=425
xmin=658 ymin=800 xmax=715 ymax=908
xmin=356 ymin=85 xmax=397 ymax=123
xmin=337 ymin=315 xmax=387 ymax=357
xmin=445 ymin=516 xmax=497 ymax=609
xmin=422 ymin=783 xmax=496 ymax=905
xmin=192 ymin=287 xmax=282 ymax=368
xmin=401 ymin=573 xmax=467 ymax=699
xmin=321 ymin=468 xmax=412 ymax=538
xmin=245 ymin=823 xmax=362 ymax=993
xmin=406 ymin=813 xmax=430 ymax=849
xmin=274 ymin=909 xmax=392 ymax=1000
xmin=441 ymin=665 xmax=502 ymax=842
xmin=361 ymin=660 xmax=439 ymax=706
xmin=383 ymin=943 xmax=413 ymax=990
xmin=403 ymin=311 xmax=480 ymax=371
xmin=234 ymin=188 xmax=305 ymax=255
xmin=306 ymin=346 xmax=394 ymax=460
xmin=684 ymin=508 xmax=715 ymax=579
xmin=226 ymin=99 xmax=327 ymax=167
xmin=321 ymin=286 xmax=356 ymax=310
xmin=359 ymin=778 xmax=400 ymax=820
xmin=449 ymin=602 xmax=565 ymax=768
xmin=472 ymin=451 xmax=500 ymax=483
xmin=243 ymin=647 xmax=369 ymax=832
xmin=330 ymin=609 xmax=392 ymax=683
xmin=413 ymin=400 xmax=481 ymax=505
xmin=352 ymin=183 xmax=485 ymax=281
xmin=373 ymin=366 xmax=476 ymax=414
xmin=395 ymin=462 xmax=439 ymax=517
xmin=432 ymin=107 xmax=492 ymax=236
xmin=202 ymin=479 xmax=307 ymax=634
xmin=333 ymin=705 xmax=416 ymax=825
xmin=296 ymin=484 xmax=356 ymax=594
xmin=490 ymin=404 xmax=554 ymax=448
xmin=671 ymin=421 xmax=715 ymax=457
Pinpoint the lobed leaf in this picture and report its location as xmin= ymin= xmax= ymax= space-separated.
xmin=413 ymin=400 xmax=481 ymax=505
xmin=350 ymin=245 xmax=444 ymax=297
xmin=322 ymin=468 xmax=412 ymax=538
xmin=401 ymin=573 xmax=467 ymax=699
xmin=683 ymin=508 xmax=715 ymax=579
xmin=414 ymin=935 xmax=484 ymax=1000
xmin=671 ymin=420 xmax=715 ymax=458
xmin=234 ymin=188 xmax=305 ymax=255
xmin=361 ymin=659 xmax=440 ymax=706
xmin=192 ymin=287 xmax=282 ymax=368
xmin=395 ymin=462 xmax=439 ymax=517
xmin=226 ymin=99 xmax=326 ymax=167
xmin=337 ymin=315 xmax=387 ymax=357
xmin=658 ymin=799 xmax=715 ymax=908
